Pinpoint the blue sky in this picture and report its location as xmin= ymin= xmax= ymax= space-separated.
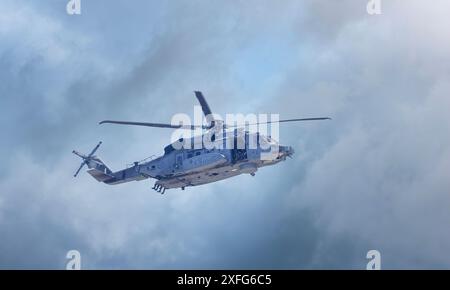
xmin=1 ymin=0 xmax=450 ymax=269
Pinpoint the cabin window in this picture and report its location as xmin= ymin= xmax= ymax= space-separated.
xmin=195 ymin=151 xmax=201 ymax=156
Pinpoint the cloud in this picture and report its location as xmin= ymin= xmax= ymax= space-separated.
xmin=277 ymin=0 xmax=450 ymax=269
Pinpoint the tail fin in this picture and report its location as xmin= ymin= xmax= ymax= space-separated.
xmin=85 ymin=157 xmax=114 ymax=182
xmin=72 ymin=142 xmax=114 ymax=182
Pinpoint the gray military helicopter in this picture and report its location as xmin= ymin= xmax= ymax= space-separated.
xmin=73 ymin=91 xmax=330 ymax=194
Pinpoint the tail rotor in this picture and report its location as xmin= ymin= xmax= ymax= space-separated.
xmin=72 ymin=141 xmax=102 ymax=177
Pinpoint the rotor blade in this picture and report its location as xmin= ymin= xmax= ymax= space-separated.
xmin=226 ymin=117 xmax=331 ymax=128
xmin=72 ymin=150 xmax=87 ymax=159
xmin=194 ymin=91 xmax=214 ymax=125
xmin=87 ymin=141 xmax=102 ymax=158
xmin=99 ymin=120 xmax=206 ymax=130
xmin=74 ymin=161 xmax=86 ymax=177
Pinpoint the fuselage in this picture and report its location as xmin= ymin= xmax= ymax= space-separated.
xmin=103 ymin=130 xmax=294 ymax=190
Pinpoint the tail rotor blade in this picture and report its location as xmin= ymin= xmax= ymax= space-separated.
xmin=74 ymin=161 xmax=87 ymax=177
xmin=73 ymin=141 xmax=102 ymax=177
xmin=88 ymin=141 xmax=102 ymax=158
xmin=72 ymin=150 xmax=87 ymax=159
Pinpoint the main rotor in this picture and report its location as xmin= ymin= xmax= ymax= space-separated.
xmin=99 ymin=91 xmax=331 ymax=130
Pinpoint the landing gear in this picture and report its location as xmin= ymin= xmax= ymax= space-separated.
xmin=250 ymin=173 xmax=255 ymax=176
xmin=181 ymin=186 xmax=185 ymax=190
xmin=152 ymin=183 xmax=166 ymax=194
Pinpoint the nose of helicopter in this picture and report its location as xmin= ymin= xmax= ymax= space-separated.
xmin=279 ymin=145 xmax=295 ymax=158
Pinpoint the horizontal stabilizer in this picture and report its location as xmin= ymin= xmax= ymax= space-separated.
xmin=87 ymin=168 xmax=114 ymax=182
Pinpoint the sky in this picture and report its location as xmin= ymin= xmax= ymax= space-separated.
xmin=0 ymin=0 xmax=450 ymax=269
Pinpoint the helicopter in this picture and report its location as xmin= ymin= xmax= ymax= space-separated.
xmin=73 ymin=91 xmax=330 ymax=194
